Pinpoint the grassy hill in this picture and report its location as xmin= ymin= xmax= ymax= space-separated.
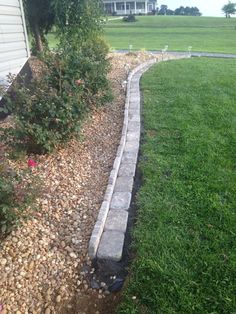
xmin=105 ymin=16 xmax=236 ymax=53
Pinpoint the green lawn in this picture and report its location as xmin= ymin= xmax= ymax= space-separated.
xmin=105 ymin=16 xmax=236 ymax=53
xmin=119 ymin=58 xmax=236 ymax=313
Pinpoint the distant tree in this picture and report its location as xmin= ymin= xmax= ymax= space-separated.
xmin=159 ymin=5 xmax=168 ymax=15
xmin=191 ymin=7 xmax=202 ymax=16
xmin=174 ymin=6 xmax=201 ymax=16
xmin=24 ymin=0 xmax=55 ymax=53
xmin=174 ymin=6 xmax=185 ymax=15
xmin=166 ymin=9 xmax=174 ymax=15
xmin=184 ymin=6 xmax=192 ymax=15
xmin=222 ymin=1 xmax=236 ymax=17
xmin=158 ymin=4 xmax=201 ymax=16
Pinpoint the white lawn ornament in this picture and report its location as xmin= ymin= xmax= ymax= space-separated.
xmin=124 ymin=63 xmax=130 ymax=75
xmin=122 ymin=80 xmax=128 ymax=91
xmin=161 ymin=45 xmax=168 ymax=60
xmin=188 ymin=46 xmax=192 ymax=57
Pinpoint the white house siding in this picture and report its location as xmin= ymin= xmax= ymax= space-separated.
xmin=0 ymin=0 xmax=30 ymax=92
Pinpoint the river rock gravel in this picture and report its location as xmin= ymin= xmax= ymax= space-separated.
xmin=0 ymin=52 xmax=155 ymax=314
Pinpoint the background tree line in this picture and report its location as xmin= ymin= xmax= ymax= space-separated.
xmin=158 ymin=5 xmax=202 ymax=16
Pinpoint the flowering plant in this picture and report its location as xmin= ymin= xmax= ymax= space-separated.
xmin=28 ymin=159 xmax=37 ymax=168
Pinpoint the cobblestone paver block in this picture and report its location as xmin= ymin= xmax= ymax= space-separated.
xmin=126 ymin=132 xmax=140 ymax=142
xmin=105 ymin=210 xmax=128 ymax=233
xmin=97 ymin=231 xmax=125 ymax=262
xmin=110 ymin=192 xmax=132 ymax=210
xmin=124 ymin=141 xmax=139 ymax=153
xmin=118 ymin=163 xmax=136 ymax=177
xmin=129 ymin=100 xmax=140 ymax=110
xmin=122 ymin=151 xmax=138 ymax=164
xmin=128 ymin=113 xmax=140 ymax=122
xmin=114 ymin=176 xmax=134 ymax=192
xmin=128 ymin=121 xmax=141 ymax=133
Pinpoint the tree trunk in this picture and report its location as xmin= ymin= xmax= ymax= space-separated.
xmin=32 ymin=21 xmax=44 ymax=52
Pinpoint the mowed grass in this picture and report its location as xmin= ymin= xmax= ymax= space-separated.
xmin=119 ymin=58 xmax=236 ymax=313
xmin=105 ymin=16 xmax=236 ymax=53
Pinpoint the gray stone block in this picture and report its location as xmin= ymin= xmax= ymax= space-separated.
xmin=104 ymin=185 xmax=114 ymax=202
xmin=110 ymin=192 xmax=132 ymax=210
xmin=130 ymin=93 xmax=140 ymax=99
xmin=122 ymin=152 xmax=138 ymax=164
xmin=130 ymin=88 xmax=139 ymax=94
xmin=114 ymin=176 xmax=134 ymax=193
xmin=124 ymin=108 xmax=129 ymax=119
xmin=126 ymin=132 xmax=140 ymax=142
xmin=97 ymin=201 xmax=110 ymax=223
xmin=118 ymin=163 xmax=136 ymax=177
xmin=129 ymin=109 xmax=140 ymax=117
xmin=108 ymin=169 xmax=117 ymax=185
xmin=128 ymin=121 xmax=140 ymax=133
xmin=128 ymin=113 xmax=140 ymax=123
xmin=97 ymin=231 xmax=125 ymax=262
xmin=122 ymin=123 xmax=128 ymax=135
xmin=105 ymin=210 xmax=128 ymax=233
xmin=88 ymin=220 xmax=104 ymax=258
xmin=124 ymin=141 xmax=139 ymax=153
xmin=129 ymin=100 xmax=140 ymax=110
xmin=131 ymin=83 xmax=139 ymax=90
xmin=130 ymin=91 xmax=140 ymax=97
xmin=113 ymin=156 xmax=121 ymax=172
xmin=116 ymin=144 xmax=123 ymax=158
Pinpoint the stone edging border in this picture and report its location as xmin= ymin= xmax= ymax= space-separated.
xmin=88 ymin=58 xmax=157 ymax=261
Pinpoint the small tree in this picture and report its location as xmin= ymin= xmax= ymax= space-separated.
xmin=222 ymin=1 xmax=236 ymax=18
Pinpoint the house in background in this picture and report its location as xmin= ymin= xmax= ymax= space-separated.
xmin=103 ymin=0 xmax=158 ymax=15
xmin=0 ymin=0 xmax=30 ymax=94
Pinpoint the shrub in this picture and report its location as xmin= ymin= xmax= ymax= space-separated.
xmin=1 ymin=0 xmax=111 ymax=154
xmin=0 ymin=157 xmax=39 ymax=234
xmin=123 ymin=14 xmax=137 ymax=22
xmin=2 ymin=53 xmax=88 ymax=153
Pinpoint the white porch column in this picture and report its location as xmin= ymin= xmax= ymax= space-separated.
xmin=134 ymin=1 xmax=137 ymax=14
xmin=124 ymin=1 xmax=127 ymax=14
xmin=114 ymin=1 xmax=116 ymax=12
xmin=145 ymin=0 xmax=148 ymax=13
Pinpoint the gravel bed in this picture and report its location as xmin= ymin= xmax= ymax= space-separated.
xmin=0 ymin=52 xmax=154 ymax=314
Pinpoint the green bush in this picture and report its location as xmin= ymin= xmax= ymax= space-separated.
xmin=3 ymin=53 xmax=88 ymax=153
xmin=1 ymin=0 xmax=111 ymax=154
xmin=123 ymin=14 xmax=137 ymax=22
xmin=0 ymin=159 xmax=38 ymax=234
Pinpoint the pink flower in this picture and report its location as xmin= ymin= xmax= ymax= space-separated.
xmin=75 ymin=79 xmax=84 ymax=86
xmin=27 ymin=159 xmax=37 ymax=168
xmin=0 ymin=304 xmax=4 ymax=312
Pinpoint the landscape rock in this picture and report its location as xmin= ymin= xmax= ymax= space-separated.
xmin=0 ymin=52 xmax=157 ymax=313
xmin=108 ymin=278 xmax=125 ymax=292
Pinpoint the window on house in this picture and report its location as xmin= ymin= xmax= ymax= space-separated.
xmin=136 ymin=2 xmax=145 ymax=9
xmin=117 ymin=2 xmax=125 ymax=10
